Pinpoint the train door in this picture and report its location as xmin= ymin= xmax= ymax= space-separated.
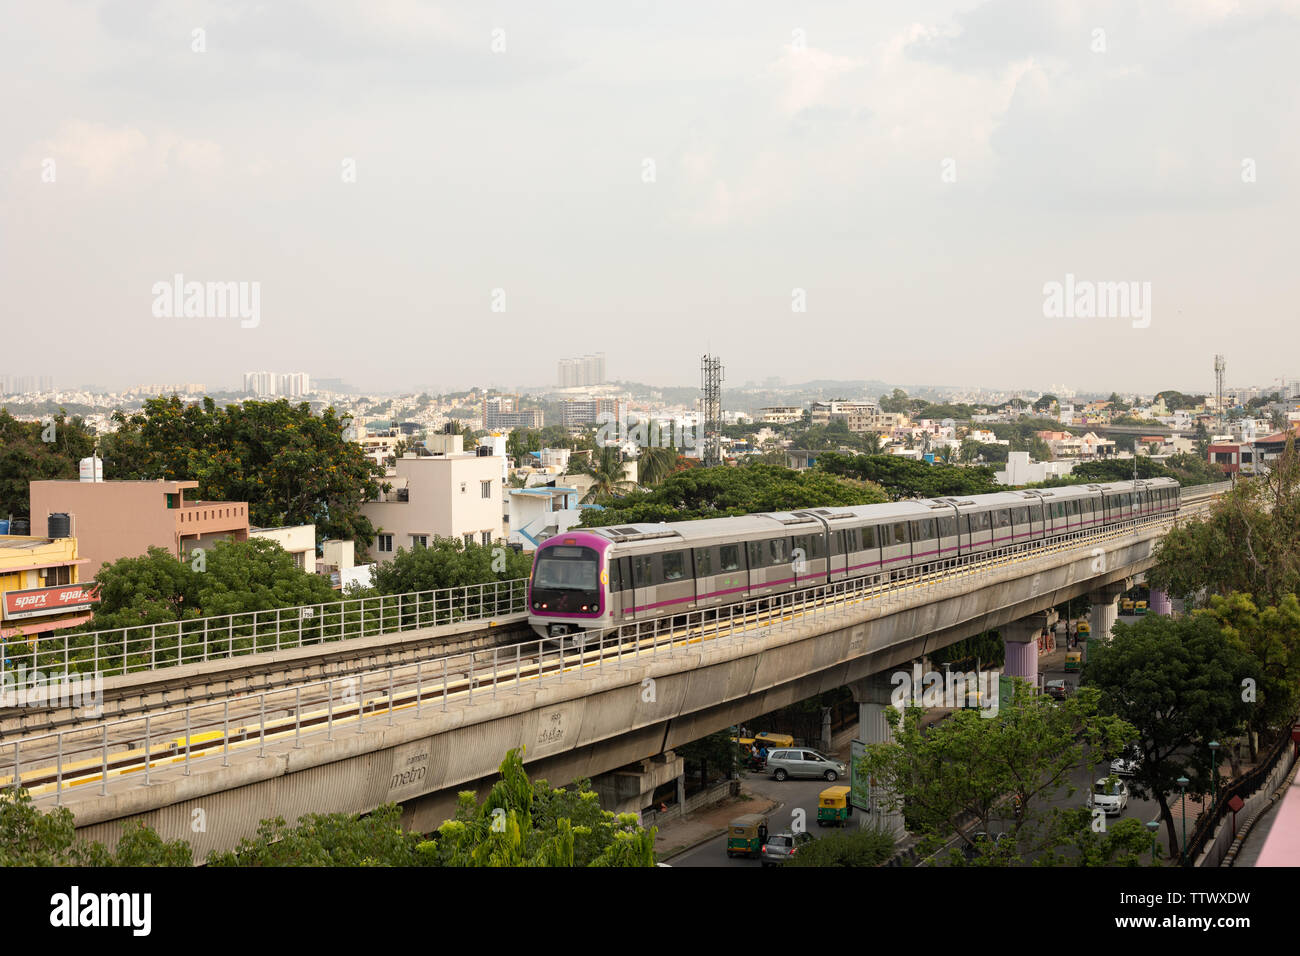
xmin=937 ymin=514 xmax=959 ymax=562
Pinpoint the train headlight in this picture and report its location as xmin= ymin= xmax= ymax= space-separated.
xmin=581 ymin=605 xmax=588 ymax=611
xmin=533 ymin=603 xmax=540 ymax=609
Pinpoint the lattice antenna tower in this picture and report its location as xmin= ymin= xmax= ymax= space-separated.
xmin=1214 ymin=354 xmax=1226 ymax=435
xmin=701 ymin=354 xmax=724 ymax=467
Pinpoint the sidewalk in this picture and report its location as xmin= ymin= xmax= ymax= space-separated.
xmin=654 ymin=784 xmax=778 ymax=860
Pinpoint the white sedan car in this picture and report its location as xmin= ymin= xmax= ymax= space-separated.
xmin=1087 ymin=777 xmax=1130 ymax=816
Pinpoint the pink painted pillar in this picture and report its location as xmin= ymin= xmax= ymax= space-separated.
xmin=1149 ymin=588 xmax=1172 ymax=615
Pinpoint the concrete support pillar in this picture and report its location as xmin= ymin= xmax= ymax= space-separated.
xmin=1088 ymin=581 xmax=1129 ymax=642
xmin=1149 ymin=588 xmax=1172 ymax=616
xmin=1000 ymin=609 xmax=1057 ymax=689
xmin=848 ymin=672 xmax=906 ymax=839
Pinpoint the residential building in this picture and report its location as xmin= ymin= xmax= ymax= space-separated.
xmin=361 ymin=452 xmax=505 ymax=564
xmin=0 ymin=534 xmax=100 ymax=639
xmin=559 ymin=397 xmax=621 ymax=427
xmin=758 ymin=406 xmax=802 ymax=425
xmin=482 ymin=395 xmax=543 ymax=430
xmin=28 ymin=480 xmax=249 ymax=575
xmin=557 ymin=353 xmax=607 ymax=388
xmin=995 ymin=451 xmax=1076 ymax=486
xmin=249 ymin=524 xmax=317 ymax=572
xmin=508 ymin=487 xmax=585 ymax=549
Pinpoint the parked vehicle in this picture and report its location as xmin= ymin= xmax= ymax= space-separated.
xmin=1064 ymin=650 xmax=1083 ymax=672
xmin=1044 ymin=679 xmax=1069 ymax=700
xmin=961 ymin=831 xmax=1010 ymax=861
xmin=726 ymin=814 xmax=769 ymax=858
xmin=767 ymin=749 xmax=847 ymax=782
xmin=1110 ymin=748 xmax=1141 ymax=776
xmin=817 ymin=785 xmax=853 ymax=826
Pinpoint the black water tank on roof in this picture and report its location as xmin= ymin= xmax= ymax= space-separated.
xmin=47 ymin=513 xmax=71 ymax=538
xmin=11 ymin=518 xmax=30 ymax=535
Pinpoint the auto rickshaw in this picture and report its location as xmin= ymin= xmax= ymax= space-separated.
xmin=753 ymin=732 xmax=795 ymax=751
xmin=726 ymin=813 xmax=769 ymax=858
xmin=1064 ymin=649 xmax=1082 ymax=672
xmin=1121 ymin=598 xmax=1136 ymax=614
xmin=730 ymin=737 xmax=765 ymax=771
xmin=1134 ymin=599 xmax=1148 ymax=615
xmin=817 ymin=786 xmax=852 ymax=827
xmin=1077 ymin=621 xmax=1091 ymax=638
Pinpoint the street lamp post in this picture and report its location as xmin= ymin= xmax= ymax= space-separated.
xmin=1146 ymin=820 xmax=1160 ymax=865
xmin=1177 ymin=776 xmax=1189 ymax=863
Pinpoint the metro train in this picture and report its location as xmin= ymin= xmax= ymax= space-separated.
xmin=526 ymin=477 xmax=1181 ymax=639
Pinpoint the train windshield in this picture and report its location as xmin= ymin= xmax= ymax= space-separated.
xmin=531 ymin=545 xmax=600 ymax=611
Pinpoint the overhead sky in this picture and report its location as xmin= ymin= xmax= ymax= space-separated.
xmin=3 ymin=0 xmax=1298 ymax=396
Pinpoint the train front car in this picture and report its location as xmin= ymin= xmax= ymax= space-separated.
xmin=528 ymin=532 xmax=612 ymax=639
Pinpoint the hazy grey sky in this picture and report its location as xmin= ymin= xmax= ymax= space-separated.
xmin=3 ymin=0 xmax=1298 ymax=396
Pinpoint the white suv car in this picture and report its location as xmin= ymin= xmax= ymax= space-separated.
xmin=767 ymin=749 xmax=847 ymax=782
xmin=1087 ymin=777 xmax=1130 ymax=816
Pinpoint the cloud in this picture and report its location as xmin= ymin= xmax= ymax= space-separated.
xmin=23 ymin=120 xmax=224 ymax=187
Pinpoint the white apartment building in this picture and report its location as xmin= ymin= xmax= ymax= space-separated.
xmin=249 ymin=524 xmax=317 ymax=572
xmin=759 ymin=406 xmax=803 ymax=425
xmin=362 ymin=452 xmax=506 ymax=564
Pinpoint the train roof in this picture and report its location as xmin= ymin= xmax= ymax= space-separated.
xmin=582 ymin=477 xmax=1182 ymax=547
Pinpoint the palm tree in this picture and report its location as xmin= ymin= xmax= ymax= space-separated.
xmin=638 ymin=446 xmax=681 ymax=486
xmin=937 ymin=445 xmax=956 ymax=464
xmin=860 ymin=432 xmax=883 ymax=456
xmin=576 ymin=446 xmax=635 ymax=502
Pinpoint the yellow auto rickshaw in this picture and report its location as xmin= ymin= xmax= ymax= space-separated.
xmin=726 ymin=813 xmax=770 ymax=858
xmin=753 ymin=732 xmax=795 ymax=751
xmin=1135 ymin=599 xmax=1148 ymax=616
xmin=1077 ymin=621 xmax=1091 ymax=638
xmin=1064 ymin=649 xmax=1082 ymax=672
xmin=1121 ymin=598 xmax=1136 ymax=614
xmin=817 ymin=785 xmax=852 ymax=827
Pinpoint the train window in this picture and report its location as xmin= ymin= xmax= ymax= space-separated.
xmin=972 ymin=512 xmax=990 ymax=532
xmin=633 ymin=555 xmax=653 ymax=588
xmin=663 ymin=551 xmax=687 ymax=582
xmin=1068 ymin=500 xmax=1079 ymax=515
xmin=993 ymin=510 xmax=1010 ymax=529
xmin=748 ymin=540 xmax=766 ymax=569
xmin=721 ymin=544 xmax=741 ymax=572
xmin=843 ymin=528 xmax=859 ymax=552
xmin=769 ymin=538 xmax=788 ymax=563
xmin=913 ymin=518 xmax=935 ymax=540
xmin=937 ymin=516 xmax=957 ymax=538
xmin=1054 ymin=502 xmax=1066 ymax=519
xmin=1011 ymin=507 xmax=1027 ymax=526
xmin=863 ymin=525 xmax=878 ymax=549
xmin=891 ymin=523 xmax=909 ymax=546
xmin=694 ymin=547 xmax=713 ymax=576
xmin=793 ymin=534 xmax=811 ymax=561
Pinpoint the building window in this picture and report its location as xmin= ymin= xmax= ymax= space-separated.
xmin=378 ymin=534 xmax=393 ymax=552
xmin=42 ymin=565 xmax=72 ymax=586
xmin=411 ymin=535 xmax=428 ymax=548
xmin=481 ymin=531 xmax=491 ymax=546
xmin=481 ymin=480 xmax=492 ymax=499
xmin=464 ymin=533 xmax=474 ymax=548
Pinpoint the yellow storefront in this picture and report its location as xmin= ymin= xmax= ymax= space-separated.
xmin=0 ymin=535 xmax=99 ymax=641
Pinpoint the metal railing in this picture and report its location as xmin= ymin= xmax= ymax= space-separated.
xmin=0 ymin=578 xmax=529 ymax=679
xmin=1 ymin=509 xmax=1194 ymax=805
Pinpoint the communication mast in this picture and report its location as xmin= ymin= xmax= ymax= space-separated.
xmin=1214 ymin=354 xmax=1226 ymax=435
xmin=700 ymin=354 xmax=724 ymax=467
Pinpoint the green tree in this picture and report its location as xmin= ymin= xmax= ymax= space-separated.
xmin=817 ymin=452 xmax=1000 ymax=500
xmin=1033 ymin=394 xmax=1058 ymax=413
xmin=677 ymin=729 xmax=739 ymax=789
xmin=580 ymin=463 xmax=887 ymax=526
xmin=0 ymin=789 xmax=192 ymax=866
xmin=83 ymin=539 xmax=340 ymax=631
xmin=372 ymin=537 xmax=532 ymax=595
xmin=429 ymin=749 xmax=656 ymax=866
xmin=207 ymin=804 xmax=428 ymax=866
xmin=0 ymin=409 xmax=97 ymax=519
xmin=782 ymin=825 xmax=895 ymax=867
xmin=857 ymin=682 xmax=1134 ymax=863
xmin=100 ymin=396 xmax=385 ymax=551
xmin=1083 ymin=614 xmax=1258 ymax=858
xmin=575 ymin=446 xmax=636 ymax=502
xmin=1148 ymin=438 xmax=1300 ymax=606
